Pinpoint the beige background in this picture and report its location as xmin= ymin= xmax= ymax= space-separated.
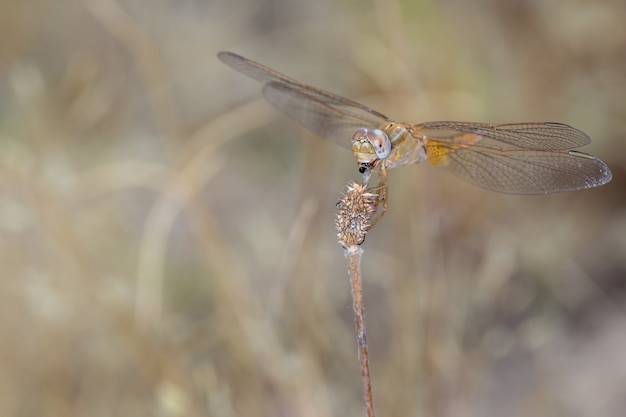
xmin=1 ymin=0 xmax=625 ymax=416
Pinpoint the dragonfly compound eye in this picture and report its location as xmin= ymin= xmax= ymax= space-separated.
xmin=352 ymin=127 xmax=368 ymax=142
xmin=366 ymin=129 xmax=391 ymax=159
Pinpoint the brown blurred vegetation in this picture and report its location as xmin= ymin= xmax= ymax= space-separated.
xmin=0 ymin=0 xmax=625 ymax=416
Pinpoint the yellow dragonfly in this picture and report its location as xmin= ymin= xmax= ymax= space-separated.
xmin=218 ymin=51 xmax=612 ymax=225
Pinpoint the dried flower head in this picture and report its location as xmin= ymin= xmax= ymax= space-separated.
xmin=335 ymin=181 xmax=380 ymax=247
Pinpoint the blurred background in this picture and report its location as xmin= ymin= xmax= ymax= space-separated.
xmin=1 ymin=0 xmax=625 ymax=416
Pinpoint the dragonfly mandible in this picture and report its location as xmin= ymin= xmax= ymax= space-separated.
xmin=217 ymin=51 xmax=612 ymax=226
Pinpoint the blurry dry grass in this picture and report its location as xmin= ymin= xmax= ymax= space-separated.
xmin=0 ymin=0 xmax=625 ymax=416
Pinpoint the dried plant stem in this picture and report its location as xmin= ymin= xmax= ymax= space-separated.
xmin=345 ymin=245 xmax=376 ymax=417
xmin=336 ymin=181 xmax=380 ymax=417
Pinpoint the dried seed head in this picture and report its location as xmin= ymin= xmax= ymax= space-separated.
xmin=335 ymin=181 xmax=379 ymax=247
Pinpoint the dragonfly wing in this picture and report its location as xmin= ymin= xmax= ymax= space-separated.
xmin=438 ymin=145 xmax=612 ymax=194
xmin=218 ymin=51 xmax=389 ymax=147
xmin=263 ymin=81 xmax=387 ymax=148
xmin=218 ymin=51 xmax=304 ymax=85
xmin=416 ymin=121 xmax=591 ymax=150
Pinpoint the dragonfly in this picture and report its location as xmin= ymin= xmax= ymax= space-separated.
xmin=217 ymin=51 xmax=612 ymax=227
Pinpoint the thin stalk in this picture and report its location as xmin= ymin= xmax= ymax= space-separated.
xmin=346 ymin=246 xmax=375 ymax=417
xmin=336 ymin=181 xmax=380 ymax=417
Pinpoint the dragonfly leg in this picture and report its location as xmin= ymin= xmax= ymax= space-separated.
xmin=366 ymin=164 xmax=388 ymax=230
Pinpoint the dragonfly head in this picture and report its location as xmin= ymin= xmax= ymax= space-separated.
xmin=351 ymin=127 xmax=391 ymax=166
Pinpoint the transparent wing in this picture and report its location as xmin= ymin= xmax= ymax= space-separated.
xmin=218 ymin=51 xmax=306 ymax=85
xmin=415 ymin=121 xmax=590 ymax=150
xmin=262 ymin=82 xmax=385 ymax=147
xmin=423 ymin=134 xmax=612 ymax=194
xmin=446 ymin=147 xmax=610 ymax=194
xmin=218 ymin=51 xmax=389 ymax=146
